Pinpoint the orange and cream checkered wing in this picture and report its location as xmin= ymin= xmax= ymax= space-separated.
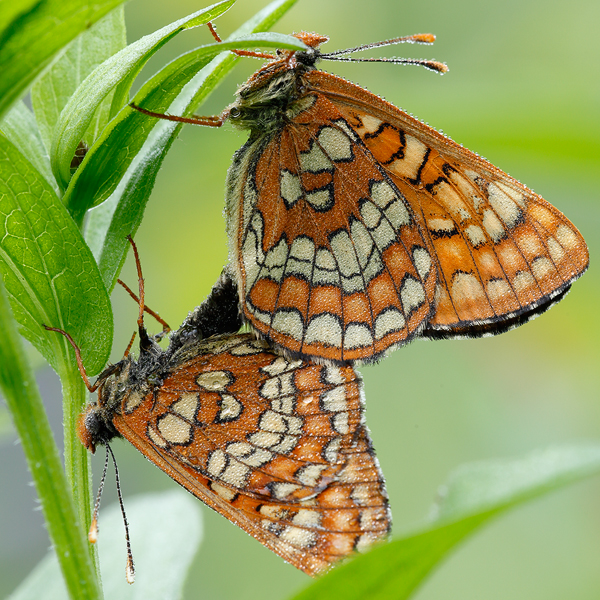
xmin=319 ymin=72 xmax=588 ymax=338
xmin=227 ymin=94 xmax=438 ymax=364
xmin=112 ymin=334 xmax=390 ymax=575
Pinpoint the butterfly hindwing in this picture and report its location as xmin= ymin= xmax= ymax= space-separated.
xmin=228 ymin=93 xmax=437 ymax=363
xmin=113 ymin=334 xmax=390 ymax=575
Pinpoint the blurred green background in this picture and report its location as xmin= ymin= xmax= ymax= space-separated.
xmin=1 ymin=0 xmax=599 ymax=597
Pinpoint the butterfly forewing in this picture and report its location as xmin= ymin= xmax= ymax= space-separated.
xmin=309 ymin=71 xmax=589 ymax=336
xmin=111 ymin=334 xmax=390 ymax=575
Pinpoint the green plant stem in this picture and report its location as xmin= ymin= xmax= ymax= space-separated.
xmin=0 ymin=279 xmax=101 ymax=600
xmin=61 ymin=365 xmax=97 ymax=562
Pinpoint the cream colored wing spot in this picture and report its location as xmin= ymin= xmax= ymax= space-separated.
xmin=330 ymin=230 xmax=364 ymax=293
xmin=555 ymin=225 xmax=581 ymax=250
xmin=270 ymin=434 xmax=299 ymax=454
xmin=317 ymin=126 xmax=353 ymax=161
xmin=170 ymin=393 xmax=199 ymax=421
xmin=487 ymin=182 xmax=523 ymax=228
xmin=451 ymin=272 xmax=486 ymax=304
xmin=412 ymin=247 xmax=432 ymax=279
xmin=261 ymin=356 xmax=302 ymax=377
xmin=374 ymin=307 xmax=406 ymax=339
xmin=547 ymin=237 xmax=565 ymax=262
xmin=260 ymin=505 xmax=290 ymax=520
xmin=295 ymin=464 xmax=328 ymax=487
xmin=299 ymin=139 xmax=333 ymax=172
xmin=350 ymin=484 xmax=374 ymax=507
xmin=358 ymin=114 xmax=383 ymax=135
xmin=229 ymin=339 xmax=268 ymax=356
xmin=260 ymin=372 xmax=296 ymax=400
xmin=157 ymin=413 xmax=192 ymax=445
xmin=370 ymin=180 xmax=410 ymax=228
xmin=322 ymin=365 xmax=345 ymax=385
xmin=494 ymin=181 xmax=526 ymax=206
xmin=272 ymin=310 xmax=304 ymax=342
xmin=321 ymin=386 xmax=347 ymax=412
xmin=280 ymin=170 xmax=303 ymax=207
xmin=482 ymin=209 xmax=506 ymax=242
xmin=292 ymin=509 xmax=322 ymax=528
xmin=332 ymin=411 xmax=349 ymax=434
xmin=210 ymin=481 xmax=237 ymax=501
xmin=487 ymin=278 xmax=513 ymax=303
xmin=196 ymin=370 xmax=233 ymax=392
xmin=465 ymin=224 xmax=486 ymax=247
xmin=343 ymin=323 xmax=373 ymax=350
xmin=313 ymin=247 xmax=339 ymax=286
xmin=216 ymin=394 xmax=243 ymax=423
xmin=270 ymin=482 xmax=301 ymax=500
xmin=271 ymin=396 xmax=295 ymax=414
xmin=147 ymin=424 xmax=168 ymax=448
xmin=207 ymin=449 xmax=227 ymax=477
xmin=280 ymin=526 xmax=317 ymax=549
xmin=322 ymin=437 xmax=341 ymax=463
xmin=532 ymin=257 xmax=555 ymax=279
xmin=259 ymin=410 xmax=303 ymax=435
xmin=227 ymin=441 xmax=273 ymax=468
xmin=513 ymin=271 xmax=536 ymax=292
xmin=359 ymin=200 xmax=383 ymax=229
xmin=306 ymin=188 xmax=334 ymax=212
xmin=287 ymin=237 xmax=316 ymax=279
xmin=355 ymin=532 xmax=379 ymax=552
xmin=400 ymin=277 xmax=425 ymax=314
xmin=124 ymin=390 xmax=145 ymax=414
xmin=359 ymin=507 xmax=385 ymax=530
xmin=305 ymin=314 xmax=343 ymax=347
xmin=388 ymin=134 xmax=428 ymax=180
xmin=220 ymin=460 xmax=250 ymax=488
xmin=248 ymin=430 xmax=282 ymax=449
xmin=263 ymin=238 xmax=288 ymax=283
xmin=427 ymin=217 xmax=455 ymax=234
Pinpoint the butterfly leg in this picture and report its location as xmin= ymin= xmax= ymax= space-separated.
xmin=129 ymin=102 xmax=224 ymax=127
xmin=206 ymin=21 xmax=276 ymax=60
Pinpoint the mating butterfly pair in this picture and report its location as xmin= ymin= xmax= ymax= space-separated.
xmin=63 ymin=23 xmax=589 ymax=580
xmin=135 ymin=27 xmax=588 ymax=364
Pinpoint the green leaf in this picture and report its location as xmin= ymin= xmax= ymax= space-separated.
xmin=0 ymin=100 xmax=59 ymax=194
xmin=0 ymin=135 xmax=112 ymax=376
xmin=80 ymin=0 xmax=301 ymax=291
xmin=8 ymin=490 xmax=203 ymax=600
xmin=64 ymin=29 xmax=306 ymax=224
xmin=0 ymin=0 xmax=129 ymax=120
xmin=51 ymin=0 xmax=236 ymax=190
xmin=0 ymin=275 xmax=100 ymax=600
xmin=291 ymin=444 xmax=600 ymax=600
xmin=31 ymin=6 xmax=127 ymax=159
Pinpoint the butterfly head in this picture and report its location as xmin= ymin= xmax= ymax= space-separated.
xmin=77 ymin=358 xmax=133 ymax=453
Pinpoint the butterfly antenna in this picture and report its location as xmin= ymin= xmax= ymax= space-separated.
xmin=106 ymin=443 xmax=135 ymax=584
xmin=321 ymin=33 xmax=448 ymax=74
xmin=88 ymin=444 xmax=111 ymax=544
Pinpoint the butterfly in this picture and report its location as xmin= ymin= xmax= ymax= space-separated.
xmin=48 ymin=246 xmax=390 ymax=578
xmin=132 ymin=27 xmax=589 ymax=364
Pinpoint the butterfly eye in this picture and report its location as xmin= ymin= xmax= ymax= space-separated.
xmin=230 ymin=107 xmax=242 ymax=118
